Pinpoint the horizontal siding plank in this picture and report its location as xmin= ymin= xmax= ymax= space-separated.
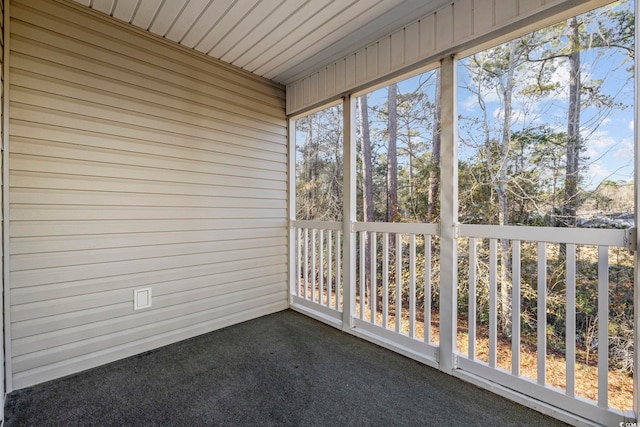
xmin=11 ymin=258 xmax=287 ymax=310
xmin=12 ymin=291 xmax=287 ymax=375
xmin=11 ymin=247 xmax=286 ymax=288
xmin=11 ymin=129 xmax=283 ymax=180
xmin=11 ymin=236 xmax=287 ymax=271
xmin=9 ymin=18 xmax=283 ymax=112
xmin=10 ymin=155 xmax=286 ymax=191
xmin=13 ymin=0 xmax=285 ymax=102
xmin=11 ymin=227 xmax=286 ymax=255
xmin=10 ymin=45 xmax=284 ymax=123
xmin=10 ymin=171 xmax=287 ymax=201
xmin=10 ymin=123 xmax=285 ymax=172
xmin=12 ymin=300 xmax=288 ymax=389
xmin=10 ymin=105 xmax=286 ymax=159
xmin=10 ymin=218 xmax=287 ymax=238
xmin=12 ymin=276 xmax=286 ymax=325
xmin=12 ymin=275 xmax=287 ymax=356
xmin=11 ymin=63 xmax=285 ymax=131
xmin=10 ymin=64 xmax=285 ymax=135
xmin=10 ymin=205 xmax=286 ymax=221
xmin=10 ymin=137 xmax=286 ymax=182
xmin=10 ymin=86 xmax=286 ymax=146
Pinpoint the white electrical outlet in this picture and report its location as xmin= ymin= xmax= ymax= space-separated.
xmin=133 ymin=288 xmax=152 ymax=310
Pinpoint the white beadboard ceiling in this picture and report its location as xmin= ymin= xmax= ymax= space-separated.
xmin=70 ymin=0 xmax=448 ymax=85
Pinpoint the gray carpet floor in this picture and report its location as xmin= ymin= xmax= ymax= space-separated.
xmin=5 ymin=309 xmax=566 ymax=426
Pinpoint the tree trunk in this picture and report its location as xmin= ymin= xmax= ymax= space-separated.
xmin=429 ymin=71 xmax=441 ymax=223
xmin=306 ymin=116 xmax=314 ymax=220
xmin=387 ymin=84 xmax=399 ymax=308
xmin=359 ymin=96 xmax=375 ymax=304
xmin=387 ymin=84 xmax=399 ymax=223
xmin=359 ymin=95 xmax=374 ymax=224
xmin=497 ymin=40 xmax=518 ymax=335
xmin=564 ymin=16 xmax=581 ymax=228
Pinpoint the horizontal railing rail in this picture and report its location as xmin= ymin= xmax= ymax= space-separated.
xmin=460 ymin=223 xmax=629 ymax=246
xmin=292 ymin=220 xmax=342 ymax=231
xmin=354 ymin=221 xmax=439 ymax=235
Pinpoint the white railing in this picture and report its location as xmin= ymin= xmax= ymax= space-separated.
xmin=457 ymin=224 xmax=633 ymax=425
xmin=290 ymin=220 xmax=634 ymax=424
xmin=350 ymin=222 xmax=440 ymax=365
xmin=352 ymin=223 xmax=438 ymax=335
xmin=291 ymin=220 xmax=343 ymax=325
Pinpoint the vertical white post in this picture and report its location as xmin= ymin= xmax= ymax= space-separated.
xmin=312 ymin=229 xmax=317 ymax=302
xmin=297 ymin=228 xmax=302 ymax=297
xmin=288 ymin=118 xmax=297 ymax=304
xmin=336 ymin=231 xmax=342 ymax=310
xmin=319 ymin=229 xmax=324 ymax=305
xmin=489 ymin=238 xmax=497 ymax=369
xmin=566 ymin=244 xmax=576 ymax=397
xmin=304 ymin=229 xmax=309 ymax=299
xmin=371 ymin=231 xmax=377 ymax=324
xmin=469 ymin=237 xmax=477 ymax=359
xmin=425 ymin=235 xmax=432 ymax=343
xmin=342 ymin=96 xmax=357 ymax=331
xmin=328 ymin=230 xmax=333 ymax=307
xmin=512 ymin=240 xmax=521 ymax=376
xmin=359 ymin=231 xmax=365 ymax=319
xmin=409 ymin=234 xmax=416 ymax=337
xmin=396 ymin=233 xmax=402 ymax=333
xmin=597 ymin=246 xmax=609 ymax=409
xmin=383 ymin=232 xmax=389 ymax=328
xmin=439 ymin=55 xmax=459 ymax=374
xmin=537 ymin=242 xmax=547 ymax=386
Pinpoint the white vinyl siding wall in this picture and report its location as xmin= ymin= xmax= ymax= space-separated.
xmin=7 ymin=0 xmax=288 ymax=390
xmin=286 ymin=0 xmax=612 ymax=115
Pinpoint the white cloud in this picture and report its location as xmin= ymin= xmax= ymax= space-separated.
xmin=613 ymin=139 xmax=634 ymax=159
xmin=629 ymin=120 xmax=634 ymax=131
xmin=461 ymin=89 xmax=501 ymax=112
xmin=586 ymin=163 xmax=611 ymax=182
xmin=588 ymin=130 xmax=616 ymax=150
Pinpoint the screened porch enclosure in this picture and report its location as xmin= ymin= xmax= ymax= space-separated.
xmin=1 ymin=0 xmax=639 ymax=426
xmin=288 ymin=1 xmax=639 ymax=422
